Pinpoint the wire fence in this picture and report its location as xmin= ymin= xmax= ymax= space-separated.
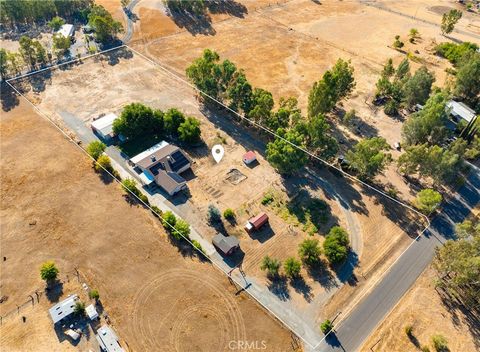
xmin=0 ymin=268 xmax=81 ymax=326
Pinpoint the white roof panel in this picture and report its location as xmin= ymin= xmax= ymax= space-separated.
xmin=56 ymin=24 xmax=74 ymax=38
xmin=86 ymin=304 xmax=98 ymax=320
xmin=447 ymin=101 xmax=476 ymax=123
xmin=48 ymin=294 xmax=79 ymax=324
xmin=130 ymin=141 xmax=169 ymax=164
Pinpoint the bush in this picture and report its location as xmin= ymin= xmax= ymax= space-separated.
xmin=320 ymin=319 xmax=334 ymax=334
xmin=431 ymin=334 xmax=448 ymax=352
xmin=298 ymin=239 xmax=321 ymax=266
xmin=384 ymin=99 xmax=399 ymax=116
xmin=151 ymin=205 xmax=162 ymax=218
xmin=404 ymin=324 xmax=413 ymax=336
xmin=324 ymin=226 xmax=350 ymax=264
xmin=260 ymin=256 xmax=281 ymax=278
xmin=139 ymin=193 xmax=149 ymax=205
xmin=207 ymin=204 xmax=222 ymax=224
xmin=95 ymin=154 xmax=112 ymax=172
xmin=86 ymin=141 xmax=106 ymax=160
xmin=435 ymin=42 xmax=478 ymax=65
xmin=74 ymin=301 xmax=85 ymax=315
xmin=261 ymin=192 xmax=274 ymax=205
xmin=40 ymin=261 xmax=59 ymax=282
xmin=223 ymin=208 xmax=235 ymax=220
xmin=421 ymin=346 xmax=431 ymax=352
xmin=416 ymin=189 xmax=442 ymax=214
xmin=284 ymin=257 xmax=302 ymax=278
xmin=89 ymin=289 xmax=100 ymax=301
xmin=161 ymin=210 xmax=177 ymax=229
xmin=121 ymin=178 xmax=148 ymax=204
xmin=173 ymin=219 xmax=190 ymax=240
xmin=192 ymin=240 xmax=205 ymax=254
xmin=343 ymin=109 xmax=356 ymax=126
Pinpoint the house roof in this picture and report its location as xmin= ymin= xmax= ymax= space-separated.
xmin=48 ymin=294 xmax=79 ymax=324
xmin=91 ymin=113 xmax=118 ymax=137
xmin=212 ymin=233 xmax=239 ymax=254
xmin=447 ymin=101 xmax=476 ymax=123
xmin=154 ymin=170 xmax=186 ymax=194
xmin=56 ymin=24 xmax=74 ymax=38
xmin=249 ymin=212 xmax=268 ymax=228
xmin=86 ymin=304 xmax=98 ymax=320
xmin=96 ymin=325 xmax=124 ymax=352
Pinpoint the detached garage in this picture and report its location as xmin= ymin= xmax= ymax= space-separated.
xmin=91 ymin=113 xmax=119 ymax=142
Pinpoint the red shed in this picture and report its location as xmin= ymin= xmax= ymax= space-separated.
xmin=242 ymin=151 xmax=257 ymax=165
xmin=244 ymin=212 xmax=269 ymax=233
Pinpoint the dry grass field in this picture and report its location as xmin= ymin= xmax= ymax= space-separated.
xmin=360 ymin=266 xmax=479 ymax=352
xmin=0 ymin=92 xmax=297 ymax=352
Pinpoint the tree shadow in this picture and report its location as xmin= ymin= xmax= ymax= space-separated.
xmin=0 ymin=83 xmax=20 ymax=112
xmin=407 ymin=332 xmax=420 ymax=348
xmin=45 ymin=280 xmax=64 ymax=303
xmin=248 ymin=222 xmax=275 ymax=243
xmin=100 ymin=46 xmax=134 ymax=66
xmin=324 ymin=331 xmax=345 ymax=350
xmin=96 ymin=169 xmax=115 ymax=185
xmin=290 ymin=276 xmax=314 ymax=302
xmin=305 ymin=260 xmax=338 ymax=290
xmin=266 ymin=275 xmax=290 ymax=301
xmin=331 ymin=251 xmax=359 ymax=284
xmin=206 ymin=0 xmax=248 ymax=17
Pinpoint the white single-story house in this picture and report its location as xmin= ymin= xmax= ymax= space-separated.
xmin=86 ymin=304 xmax=99 ymax=320
xmin=130 ymin=141 xmax=192 ymax=196
xmin=48 ymin=294 xmax=79 ymax=324
xmin=56 ymin=24 xmax=75 ymax=38
xmin=91 ymin=113 xmax=123 ymax=142
xmin=446 ymin=100 xmax=477 ymax=124
xmin=96 ymin=325 xmax=125 ymax=352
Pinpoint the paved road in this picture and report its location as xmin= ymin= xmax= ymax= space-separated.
xmin=315 ymin=165 xmax=480 ymax=352
xmin=121 ymin=0 xmax=140 ymax=43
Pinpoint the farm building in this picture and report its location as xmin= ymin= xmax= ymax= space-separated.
xmin=447 ymin=101 xmax=477 ymax=124
xmin=86 ymin=304 xmax=99 ymax=321
xmin=48 ymin=294 xmax=79 ymax=324
xmin=242 ymin=151 xmax=257 ymax=165
xmin=212 ymin=233 xmax=240 ymax=255
xmin=130 ymin=141 xmax=192 ymax=196
xmin=91 ymin=113 xmax=121 ymax=142
xmin=244 ymin=212 xmax=269 ymax=234
xmin=56 ymin=24 xmax=75 ymax=38
xmin=96 ymin=325 xmax=124 ymax=352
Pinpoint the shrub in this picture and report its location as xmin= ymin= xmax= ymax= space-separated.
xmin=421 ymin=346 xmax=431 ymax=352
xmin=284 ymin=257 xmax=302 ymax=278
xmin=151 ymin=205 xmax=162 ymax=218
xmin=298 ymin=239 xmax=321 ymax=266
xmin=89 ymin=289 xmax=100 ymax=301
xmin=431 ymin=334 xmax=448 ymax=352
xmin=343 ymin=109 xmax=356 ymax=126
xmin=404 ymin=324 xmax=413 ymax=336
xmin=416 ymin=189 xmax=442 ymax=214
xmin=173 ymin=219 xmax=190 ymax=240
xmin=260 ymin=256 xmax=281 ymax=278
xmin=393 ymin=35 xmax=404 ymax=49
xmin=192 ymin=240 xmax=205 ymax=254
xmin=86 ymin=141 xmax=106 ymax=160
xmin=207 ymin=204 xmax=222 ymax=224
xmin=384 ymin=99 xmax=399 ymax=116
xmin=139 ymin=193 xmax=149 ymax=205
xmin=223 ymin=208 xmax=235 ymax=220
xmin=435 ymin=42 xmax=478 ymax=65
xmin=40 ymin=261 xmax=59 ymax=282
xmin=320 ymin=319 xmax=334 ymax=334
xmin=261 ymin=192 xmax=274 ymax=205
xmin=161 ymin=211 xmax=177 ymax=230
xmin=324 ymin=226 xmax=350 ymax=264
xmin=121 ymin=178 xmax=138 ymax=195
xmin=95 ymin=154 xmax=112 ymax=172
xmin=74 ymin=301 xmax=86 ymax=315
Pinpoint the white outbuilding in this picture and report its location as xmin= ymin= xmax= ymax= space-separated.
xmin=48 ymin=294 xmax=79 ymax=324
xmin=56 ymin=24 xmax=75 ymax=38
xmin=86 ymin=304 xmax=99 ymax=321
xmin=91 ymin=113 xmax=119 ymax=142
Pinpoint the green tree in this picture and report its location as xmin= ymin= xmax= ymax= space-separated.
xmin=441 ymin=9 xmax=462 ymax=35
xmin=113 ymin=103 xmax=163 ymax=140
xmin=7 ymin=52 xmax=23 ymax=75
xmin=395 ymin=58 xmax=411 ymax=81
xmin=284 ymin=257 xmax=302 ymax=278
xmin=298 ymin=238 xmax=321 ymax=265
xmin=267 ymin=97 xmax=301 ymax=131
xmin=173 ymin=219 xmax=190 ymax=240
xmin=248 ymin=88 xmax=274 ymax=125
xmin=161 ymin=210 xmax=177 ymax=229
xmin=227 ymin=70 xmax=253 ymax=113
xmin=343 ymin=109 xmax=356 ymax=126
xmin=260 ymin=255 xmax=281 ymax=278
xmin=306 ymin=114 xmax=338 ymax=159
xmin=223 ymin=208 xmax=235 ymax=220
xmin=320 ymin=319 xmax=334 ymax=334
xmin=163 ymin=108 xmax=185 ymax=135
xmin=330 ymin=58 xmax=356 ymax=101
xmin=308 ymin=78 xmax=336 ymax=116
xmin=382 ymin=58 xmax=395 ymax=78
xmin=186 ymin=49 xmax=222 ymax=100
xmin=89 ymin=289 xmax=100 ymax=301
xmin=88 ymin=5 xmax=123 ymax=43
xmin=454 ymin=52 xmax=480 ymax=106
xmin=435 ymin=42 xmax=478 ymax=65
xmin=0 ymin=48 xmax=8 ymax=79
xmin=95 ymin=154 xmax=112 ymax=172
xmin=323 ymin=226 xmax=349 ymax=264
xmin=19 ymin=36 xmax=36 ymax=69
xmin=266 ymin=128 xmax=308 ymax=175
xmin=178 ymin=117 xmax=201 ymax=143
xmin=86 ymin=141 xmax=106 ymax=160
xmin=52 ymin=34 xmax=71 ymax=59
xmin=416 ymin=189 xmax=442 ymax=214
xmin=33 ymin=41 xmax=47 ymax=66
xmin=40 ymin=261 xmax=59 ymax=282
xmin=74 ymin=301 xmax=86 ymax=315
xmin=345 ymin=137 xmax=392 ymax=179
xmin=402 ymin=66 xmax=435 ymax=108
xmin=402 ymin=93 xmax=449 ymax=146
xmin=48 ymin=16 xmax=65 ymax=31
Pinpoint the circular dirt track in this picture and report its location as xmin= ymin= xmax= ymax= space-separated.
xmin=131 ymin=268 xmax=247 ymax=351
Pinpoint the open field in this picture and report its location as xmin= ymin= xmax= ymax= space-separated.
xmin=0 ymin=91 xmax=297 ymax=351
xmin=7 ymin=46 xmax=426 ymax=344
xmin=360 ymin=265 xmax=480 ymax=352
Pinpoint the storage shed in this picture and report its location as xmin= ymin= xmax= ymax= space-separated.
xmin=242 ymin=151 xmax=257 ymax=165
xmin=244 ymin=212 xmax=269 ymax=233
xmin=91 ymin=113 xmax=119 ymax=142
xmin=212 ymin=233 xmax=240 ymax=255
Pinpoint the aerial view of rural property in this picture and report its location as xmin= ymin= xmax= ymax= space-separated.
xmin=1 ymin=0 xmax=479 ymax=351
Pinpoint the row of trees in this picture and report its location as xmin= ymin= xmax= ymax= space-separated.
xmin=0 ymin=0 xmax=92 ymax=28
xmin=112 ymin=103 xmax=202 ymax=144
xmin=261 ymin=226 xmax=351 ymax=279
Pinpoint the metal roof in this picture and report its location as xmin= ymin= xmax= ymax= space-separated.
xmin=91 ymin=113 xmax=118 ymax=137
xmin=56 ymin=24 xmax=74 ymax=38
xmin=96 ymin=325 xmax=124 ymax=352
xmin=48 ymin=294 xmax=79 ymax=324
xmin=212 ymin=233 xmax=239 ymax=254
xmin=446 ymin=101 xmax=476 ymax=123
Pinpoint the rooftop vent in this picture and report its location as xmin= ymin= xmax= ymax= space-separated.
xmin=150 ymin=156 xmax=156 ymax=162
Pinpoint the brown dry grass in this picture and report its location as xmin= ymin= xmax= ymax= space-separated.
xmin=0 ymin=92 xmax=297 ymax=352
